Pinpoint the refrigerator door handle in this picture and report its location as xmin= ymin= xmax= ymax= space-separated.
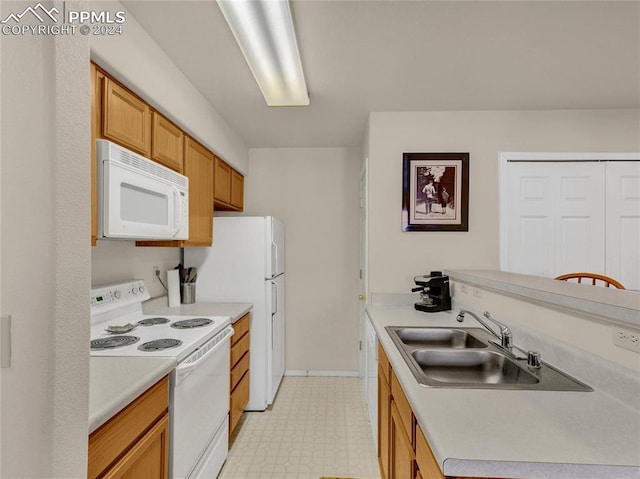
xmin=271 ymin=242 xmax=278 ymax=278
xmin=271 ymin=280 xmax=278 ymax=350
xmin=271 ymin=281 xmax=278 ymax=316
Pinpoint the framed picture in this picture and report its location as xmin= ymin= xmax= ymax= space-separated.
xmin=402 ymin=152 xmax=469 ymax=231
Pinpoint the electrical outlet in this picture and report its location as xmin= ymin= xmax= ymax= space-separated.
xmin=612 ymin=326 xmax=640 ymax=354
xmin=153 ymin=266 xmax=160 ymax=283
xmin=473 ymin=287 xmax=482 ymax=299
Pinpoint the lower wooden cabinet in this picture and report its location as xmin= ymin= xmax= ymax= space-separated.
xmin=101 ymin=414 xmax=169 ymax=479
xmin=88 ymin=376 xmax=169 ymax=479
xmin=390 ymin=400 xmax=415 ymax=479
xmin=230 ymin=313 xmax=251 ymax=435
xmin=377 ymin=342 xmax=507 ymax=479
xmin=378 ymin=362 xmax=391 ymax=479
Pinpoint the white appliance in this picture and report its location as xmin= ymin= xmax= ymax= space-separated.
xmin=96 ymin=139 xmax=189 ymax=240
xmin=185 ymin=216 xmax=285 ymax=411
xmin=90 ymin=280 xmax=232 ymax=479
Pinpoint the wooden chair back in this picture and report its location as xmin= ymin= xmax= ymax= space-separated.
xmin=555 ymin=272 xmax=625 ymax=289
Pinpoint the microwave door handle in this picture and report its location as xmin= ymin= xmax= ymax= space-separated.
xmin=172 ymin=186 xmax=182 ymax=237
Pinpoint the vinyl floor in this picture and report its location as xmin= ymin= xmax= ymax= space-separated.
xmin=218 ymin=376 xmax=381 ymax=479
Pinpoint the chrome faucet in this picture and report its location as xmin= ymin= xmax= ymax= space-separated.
xmin=456 ymin=309 xmax=514 ymax=350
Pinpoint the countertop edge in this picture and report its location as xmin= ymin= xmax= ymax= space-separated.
xmin=444 ymin=458 xmax=640 ymax=479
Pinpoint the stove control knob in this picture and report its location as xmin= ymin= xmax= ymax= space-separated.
xmin=114 ymin=290 xmax=122 ymax=299
xmin=131 ymin=287 xmax=138 ymax=295
xmin=138 ymin=285 xmax=145 ymax=294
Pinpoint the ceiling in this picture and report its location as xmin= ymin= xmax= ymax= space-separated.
xmin=122 ymin=1 xmax=640 ymax=148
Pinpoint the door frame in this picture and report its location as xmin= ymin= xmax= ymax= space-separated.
xmin=498 ymin=152 xmax=640 ymax=272
xmin=359 ymin=156 xmax=369 ymax=380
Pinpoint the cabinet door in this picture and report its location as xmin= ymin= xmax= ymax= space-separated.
xmin=378 ymin=363 xmax=391 ymax=479
xmin=184 ymin=137 xmax=214 ymax=246
xmin=390 ymin=400 xmax=415 ymax=479
xmin=230 ymin=169 xmax=244 ymax=209
xmin=90 ymin=63 xmax=102 ymax=246
xmin=152 ymin=112 xmax=184 ymax=172
xmin=415 ymin=424 xmax=445 ymax=479
xmin=214 ymin=156 xmax=232 ymax=204
xmin=605 ymin=161 xmax=640 ymax=290
xmin=102 ymin=414 xmax=169 ymax=479
xmin=102 ymin=78 xmax=151 ymax=157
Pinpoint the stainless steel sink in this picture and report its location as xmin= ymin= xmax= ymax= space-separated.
xmin=411 ymin=349 xmax=539 ymax=385
xmin=386 ymin=326 xmax=592 ymax=391
xmin=393 ymin=327 xmax=487 ymax=349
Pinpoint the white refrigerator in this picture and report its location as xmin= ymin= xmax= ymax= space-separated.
xmin=185 ymin=216 xmax=285 ymax=411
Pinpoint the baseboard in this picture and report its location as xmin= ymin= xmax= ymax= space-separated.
xmin=285 ymin=370 xmax=359 ymax=377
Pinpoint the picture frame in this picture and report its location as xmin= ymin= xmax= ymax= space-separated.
xmin=402 ymin=152 xmax=469 ymax=232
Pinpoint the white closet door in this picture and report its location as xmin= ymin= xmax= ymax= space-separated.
xmin=506 ymin=163 xmax=555 ymax=277
xmin=505 ymin=162 xmax=605 ymax=278
xmin=553 ymin=162 xmax=606 ymax=276
xmin=605 ymin=162 xmax=640 ymax=290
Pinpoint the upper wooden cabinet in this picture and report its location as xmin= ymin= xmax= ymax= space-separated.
xmin=102 ymin=77 xmax=151 ymax=157
xmin=90 ymin=63 xmax=101 ymax=246
xmin=214 ymin=157 xmax=232 ymax=204
xmin=230 ymin=169 xmax=244 ymax=210
xmin=152 ymin=112 xmax=184 ymax=173
xmin=214 ymin=156 xmax=244 ymax=211
xmin=183 ymin=136 xmax=214 ymax=246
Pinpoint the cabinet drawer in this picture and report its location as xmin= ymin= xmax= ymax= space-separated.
xmin=102 ymin=413 xmax=169 ymax=479
xmin=230 ymin=370 xmax=250 ymax=434
xmin=88 ymin=376 xmax=168 ymax=479
xmin=231 ymin=314 xmax=250 ymax=346
xmin=416 ymin=424 xmax=445 ymax=479
xmin=391 ymin=370 xmax=414 ymax=446
xmin=230 ymin=331 xmax=250 ymax=368
xmin=378 ymin=341 xmax=390 ymax=384
xmin=231 ymin=351 xmax=250 ymax=391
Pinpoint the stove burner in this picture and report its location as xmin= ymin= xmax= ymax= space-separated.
xmin=91 ymin=335 xmax=140 ymax=350
xmin=138 ymin=317 xmax=170 ymax=326
xmin=138 ymin=338 xmax=183 ymax=351
xmin=170 ymin=318 xmax=213 ymax=329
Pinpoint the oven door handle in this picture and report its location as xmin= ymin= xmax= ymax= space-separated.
xmin=176 ymin=325 xmax=234 ymax=377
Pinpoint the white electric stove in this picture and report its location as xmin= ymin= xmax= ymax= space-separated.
xmin=90 ymin=280 xmax=233 ymax=479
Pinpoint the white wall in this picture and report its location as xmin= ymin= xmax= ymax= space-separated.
xmin=243 ymin=148 xmax=361 ymax=373
xmin=367 ymin=109 xmax=640 ymax=294
xmin=91 ymin=241 xmax=180 ymax=298
xmin=88 ymin=0 xmax=249 ymax=173
xmin=1 ymin=1 xmax=91 ymax=475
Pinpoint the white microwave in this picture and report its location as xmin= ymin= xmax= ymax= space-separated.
xmin=96 ymin=139 xmax=189 ymax=240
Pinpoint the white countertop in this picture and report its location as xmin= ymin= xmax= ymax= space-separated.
xmin=89 ymin=356 xmax=176 ymax=433
xmin=89 ymin=300 xmax=251 ymax=434
xmin=367 ymin=305 xmax=640 ymax=479
xmin=143 ymin=296 xmax=252 ymax=324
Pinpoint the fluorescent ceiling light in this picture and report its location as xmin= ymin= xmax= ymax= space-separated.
xmin=217 ymin=0 xmax=310 ymax=107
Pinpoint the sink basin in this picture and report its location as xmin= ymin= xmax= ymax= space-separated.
xmin=385 ymin=325 xmax=592 ymax=391
xmin=393 ymin=327 xmax=487 ymax=349
xmin=411 ymin=349 xmax=539 ymax=385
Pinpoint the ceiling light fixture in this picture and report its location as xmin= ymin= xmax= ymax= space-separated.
xmin=217 ymin=0 xmax=309 ymax=107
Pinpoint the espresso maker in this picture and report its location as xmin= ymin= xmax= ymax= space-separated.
xmin=412 ymin=271 xmax=451 ymax=312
